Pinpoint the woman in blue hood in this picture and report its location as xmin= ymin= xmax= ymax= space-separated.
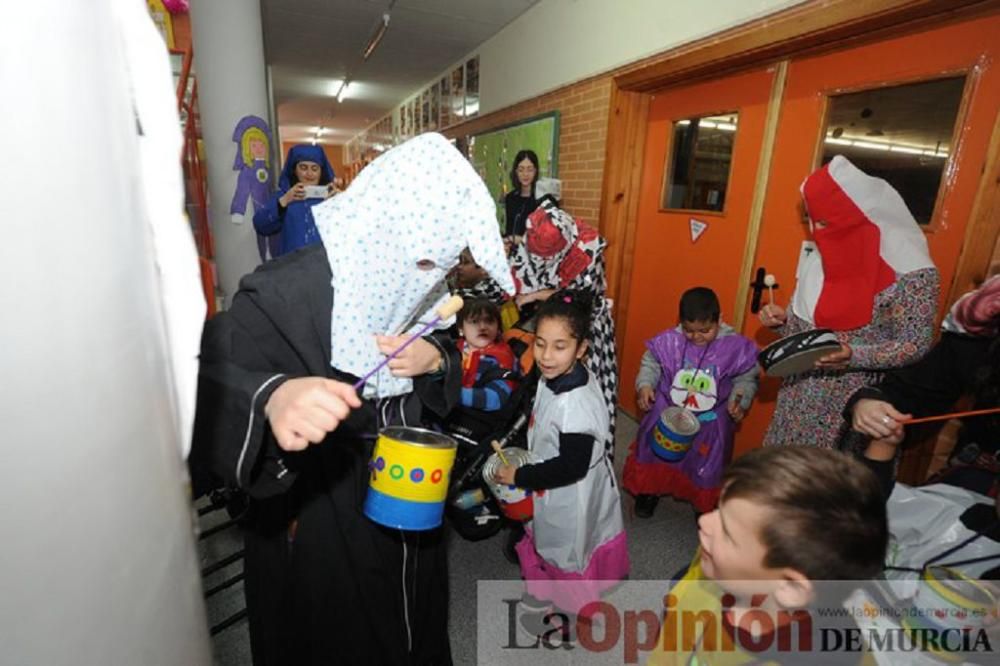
xmin=253 ymin=144 xmax=336 ymax=257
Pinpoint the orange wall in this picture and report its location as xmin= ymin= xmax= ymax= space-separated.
xmin=280 ymin=142 xmax=346 ymax=179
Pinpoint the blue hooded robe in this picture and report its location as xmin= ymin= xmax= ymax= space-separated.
xmin=253 ymin=144 xmax=336 ymax=257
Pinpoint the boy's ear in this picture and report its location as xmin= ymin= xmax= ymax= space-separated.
xmin=773 ymin=569 xmax=813 ymax=609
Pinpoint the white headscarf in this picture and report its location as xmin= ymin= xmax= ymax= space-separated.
xmin=312 ymin=133 xmax=514 ymax=398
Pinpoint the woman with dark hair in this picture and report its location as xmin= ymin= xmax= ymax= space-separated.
xmin=504 ymin=149 xmax=540 ymax=239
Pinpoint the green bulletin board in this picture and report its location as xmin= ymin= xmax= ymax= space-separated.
xmin=468 ymin=112 xmax=560 ymax=229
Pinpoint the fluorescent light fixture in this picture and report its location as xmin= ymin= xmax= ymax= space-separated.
xmin=699 ymin=121 xmax=717 ymax=129
xmin=336 ymin=80 xmax=350 ymax=103
xmin=889 ymin=145 xmax=924 ymax=155
xmin=326 ymin=79 xmax=345 ymax=97
xmin=824 ymin=136 xmax=950 ymax=157
xmin=676 ymin=120 xmax=691 ymax=126
xmin=715 ymin=122 xmax=737 ymax=131
xmin=363 ymin=12 xmax=390 ymax=61
xmin=851 ymin=141 xmax=890 ymax=151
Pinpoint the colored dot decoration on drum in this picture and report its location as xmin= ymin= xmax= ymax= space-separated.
xmin=369 ymin=462 xmax=446 ymax=484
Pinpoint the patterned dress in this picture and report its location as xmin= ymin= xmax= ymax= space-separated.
xmin=510 ymin=200 xmax=619 ymax=461
xmin=763 ymin=267 xmax=939 ymax=448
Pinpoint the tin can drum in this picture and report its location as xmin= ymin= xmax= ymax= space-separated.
xmin=649 ymin=406 xmax=701 ymax=462
xmin=482 ymin=447 xmax=538 ymax=521
xmin=364 ymin=426 xmax=457 ymax=531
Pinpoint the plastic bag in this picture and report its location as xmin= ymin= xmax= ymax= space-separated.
xmin=885 ymin=483 xmax=1000 ymax=599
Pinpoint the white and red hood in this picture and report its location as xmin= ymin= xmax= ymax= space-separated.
xmin=791 ymin=155 xmax=934 ymax=330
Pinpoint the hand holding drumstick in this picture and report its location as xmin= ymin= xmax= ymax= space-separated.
xmin=492 ymin=441 xmax=518 ymax=485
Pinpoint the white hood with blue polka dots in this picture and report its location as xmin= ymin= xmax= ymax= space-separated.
xmin=312 ymin=133 xmax=513 ymax=398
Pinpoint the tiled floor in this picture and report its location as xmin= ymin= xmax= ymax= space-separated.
xmin=202 ymin=411 xmax=700 ymax=665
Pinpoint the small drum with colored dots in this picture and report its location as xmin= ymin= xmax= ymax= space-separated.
xmin=482 ymin=447 xmax=539 ymax=521
xmin=364 ymin=426 xmax=457 ymax=531
xmin=649 ymin=406 xmax=701 ymax=462
xmin=901 ymin=565 xmax=998 ymax=647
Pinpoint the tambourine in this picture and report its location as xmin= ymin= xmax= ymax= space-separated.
xmin=758 ymin=329 xmax=841 ymax=378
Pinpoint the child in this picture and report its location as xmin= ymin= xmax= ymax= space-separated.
xmin=456 ymin=298 xmax=517 ymax=413
xmin=648 ymin=447 xmax=888 ymax=665
xmin=494 ymin=290 xmax=629 ymax=633
xmin=624 ymin=287 xmax=760 ymax=517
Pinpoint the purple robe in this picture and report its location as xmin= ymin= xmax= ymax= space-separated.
xmin=634 ymin=329 xmax=758 ymax=492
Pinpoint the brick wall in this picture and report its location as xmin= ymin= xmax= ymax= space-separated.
xmin=443 ymin=75 xmax=612 ymax=227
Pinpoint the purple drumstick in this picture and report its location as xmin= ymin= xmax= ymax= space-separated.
xmin=353 ymin=295 xmax=464 ymax=391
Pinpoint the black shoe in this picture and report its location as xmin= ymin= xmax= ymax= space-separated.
xmin=634 ymin=494 xmax=659 ymax=518
xmin=503 ymin=522 xmax=524 ymax=564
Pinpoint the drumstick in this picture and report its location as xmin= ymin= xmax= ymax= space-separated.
xmin=491 ymin=440 xmax=509 ymax=466
xmin=353 ymin=295 xmax=464 ymax=391
xmin=764 ymin=274 xmax=777 ymax=306
xmin=901 ymin=406 xmax=1000 ymax=426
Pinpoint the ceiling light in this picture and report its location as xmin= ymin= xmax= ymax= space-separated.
xmin=336 ymin=80 xmax=350 ymax=103
xmin=852 ymin=141 xmax=890 ymax=151
xmin=362 ymin=11 xmax=391 ymax=61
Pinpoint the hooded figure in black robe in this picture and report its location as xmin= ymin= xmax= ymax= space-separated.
xmin=190 ymin=133 xmax=515 ymax=665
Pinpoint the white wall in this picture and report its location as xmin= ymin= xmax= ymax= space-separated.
xmin=0 ymin=2 xmax=211 ymax=663
xmin=477 ymin=0 xmax=806 ymax=114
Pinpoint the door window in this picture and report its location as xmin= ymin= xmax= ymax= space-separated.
xmin=821 ymin=76 xmax=966 ymax=225
xmin=663 ymin=113 xmax=739 ymax=212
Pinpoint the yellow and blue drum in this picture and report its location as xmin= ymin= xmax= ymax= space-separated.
xmin=649 ymin=406 xmax=701 ymax=462
xmin=900 ymin=565 xmax=997 ymax=659
xmin=364 ymin=426 xmax=457 ymax=531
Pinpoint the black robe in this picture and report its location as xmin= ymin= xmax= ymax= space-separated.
xmin=190 ymin=245 xmax=459 ymax=665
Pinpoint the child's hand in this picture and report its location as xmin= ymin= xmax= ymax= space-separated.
xmin=494 ymin=464 xmax=518 ymax=486
xmin=727 ymin=391 xmax=746 ymax=421
xmin=637 ymin=386 xmax=655 ymax=412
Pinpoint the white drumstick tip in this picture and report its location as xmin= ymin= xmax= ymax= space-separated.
xmin=763 ymin=274 xmax=776 ymax=287
xmin=436 ymin=295 xmax=464 ymax=320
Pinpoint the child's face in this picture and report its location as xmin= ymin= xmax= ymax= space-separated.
xmin=698 ymin=496 xmax=780 ymax=585
xmin=452 ymin=252 xmax=488 ymax=288
xmin=534 ymin=316 xmax=587 ymax=380
xmin=295 ymin=160 xmax=322 ymax=185
xmin=460 ymin=315 xmax=499 ymax=350
xmin=681 ymin=319 xmax=720 ymax=346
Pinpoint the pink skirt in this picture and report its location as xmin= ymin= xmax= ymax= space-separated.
xmin=515 ymin=528 xmax=630 ymax=615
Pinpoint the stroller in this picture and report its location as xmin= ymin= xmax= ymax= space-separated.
xmin=443 ymin=317 xmax=538 ymax=542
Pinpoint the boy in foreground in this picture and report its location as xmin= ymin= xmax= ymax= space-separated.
xmin=649 ymin=447 xmax=888 ymax=665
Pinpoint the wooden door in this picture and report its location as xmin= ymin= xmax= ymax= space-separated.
xmin=733 ymin=14 xmax=1000 ymax=456
xmin=620 ymin=67 xmax=779 ymax=413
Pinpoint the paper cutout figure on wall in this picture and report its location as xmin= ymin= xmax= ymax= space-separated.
xmin=230 ymin=115 xmax=277 ymax=261
xmin=689 ymin=218 xmax=708 ymax=243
